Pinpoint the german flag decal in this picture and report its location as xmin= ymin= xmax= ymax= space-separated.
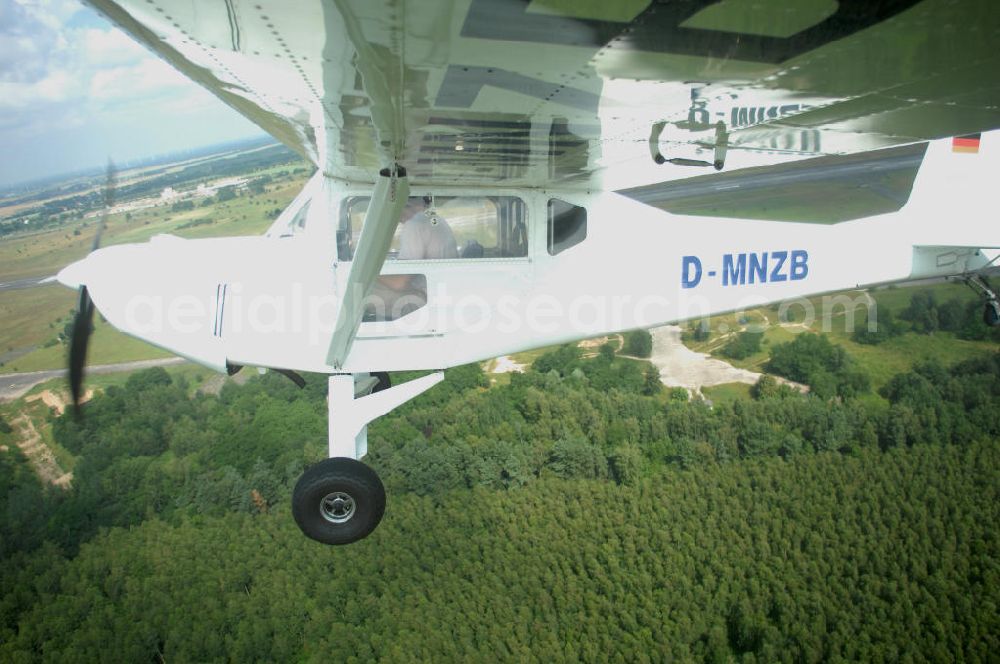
xmin=952 ymin=133 xmax=981 ymax=153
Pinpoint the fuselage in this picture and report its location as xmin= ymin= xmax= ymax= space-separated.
xmin=57 ymin=171 xmax=996 ymax=377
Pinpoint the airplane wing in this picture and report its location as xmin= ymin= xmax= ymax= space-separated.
xmin=87 ymin=0 xmax=1000 ymax=191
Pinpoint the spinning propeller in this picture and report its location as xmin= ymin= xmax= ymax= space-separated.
xmin=68 ymin=160 xmax=116 ymax=416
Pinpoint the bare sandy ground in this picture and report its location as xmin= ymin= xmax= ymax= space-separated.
xmin=647 ymin=325 xmax=805 ymax=397
xmin=25 ymin=388 xmax=92 ymax=416
xmin=484 ymin=326 xmax=804 ymax=396
xmin=10 ymin=414 xmax=72 ymax=489
xmin=484 ymin=326 xmax=802 ymax=397
xmin=490 ymin=356 xmax=525 ymax=374
xmin=648 ymin=326 xmax=759 ymax=394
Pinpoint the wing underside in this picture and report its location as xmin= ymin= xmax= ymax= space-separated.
xmin=87 ymin=0 xmax=1000 ymax=190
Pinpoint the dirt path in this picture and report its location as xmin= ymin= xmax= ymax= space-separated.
xmin=10 ymin=413 xmax=72 ymax=489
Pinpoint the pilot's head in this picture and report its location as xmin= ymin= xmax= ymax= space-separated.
xmin=402 ymin=195 xmax=431 ymax=221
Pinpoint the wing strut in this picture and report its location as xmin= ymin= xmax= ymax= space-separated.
xmin=326 ymin=166 xmax=409 ymax=369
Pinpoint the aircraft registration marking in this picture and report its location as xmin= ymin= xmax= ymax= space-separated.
xmin=681 ymin=251 xmax=809 ymax=289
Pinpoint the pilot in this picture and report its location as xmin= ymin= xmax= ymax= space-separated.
xmin=397 ymin=196 xmax=458 ymax=260
xmin=369 ymin=197 xmax=455 ymax=318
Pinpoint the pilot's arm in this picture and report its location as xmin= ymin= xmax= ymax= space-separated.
xmin=397 ymin=217 xmax=425 ymax=260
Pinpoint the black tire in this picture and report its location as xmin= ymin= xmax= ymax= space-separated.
xmin=292 ymin=458 xmax=386 ymax=545
xmin=984 ymin=301 xmax=1000 ymax=327
xmin=372 ymin=371 xmax=391 ymax=393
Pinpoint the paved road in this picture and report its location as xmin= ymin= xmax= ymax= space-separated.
xmin=0 ymin=357 xmax=187 ymax=402
xmin=0 ymin=275 xmax=55 ymax=292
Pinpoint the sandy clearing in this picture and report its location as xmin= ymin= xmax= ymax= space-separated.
xmin=10 ymin=414 xmax=72 ymax=489
xmin=25 ymin=388 xmax=91 ymax=416
xmin=647 ymin=325 xmax=806 ymax=397
xmin=486 ymin=326 xmax=805 ymax=396
xmin=579 ymin=334 xmax=623 ymax=352
xmin=491 ymin=356 xmax=525 ymax=374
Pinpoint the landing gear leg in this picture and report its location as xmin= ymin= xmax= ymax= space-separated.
xmin=984 ymin=300 xmax=1000 ymax=327
xmin=963 ymin=275 xmax=1000 ymax=327
xmin=291 ymin=372 xmax=444 ymax=545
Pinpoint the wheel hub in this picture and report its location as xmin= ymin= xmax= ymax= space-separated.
xmin=320 ymin=491 xmax=356 ymax=524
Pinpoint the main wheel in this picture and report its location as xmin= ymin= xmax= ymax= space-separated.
xmin=984 ymin=301 xmax=1000 ymax=327
xmin=292 ymin=458 xmax=386 ymax=545
xmin=372 ymin=371 xmax=391 ymax=393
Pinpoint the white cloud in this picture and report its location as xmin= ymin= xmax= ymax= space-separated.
xmin=0 ymin=70 xmax=83 ymax=112
xmin=0 ymin=0 xmax=264 ymax=186
xmin=80 ymin=26 xmax=145 ymax=67
xmin=13 ymin=0 xmax=83 ymax=28
xmin=34 ymin=68 xmax=81 ymax=102
xmin=89 ymin=57 xmax=190 ymax=103
xmin=0 ymin=1 xmax=63 ymax=83
xmin=0 ymin=0 xmax=200 ymax=139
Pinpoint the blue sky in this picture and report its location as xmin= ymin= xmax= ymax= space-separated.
xmin=0 ymin=0 xmax=266 ymax=188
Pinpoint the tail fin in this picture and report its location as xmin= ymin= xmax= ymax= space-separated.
xmin=905 ymin=130 xmax=1000 ymax=248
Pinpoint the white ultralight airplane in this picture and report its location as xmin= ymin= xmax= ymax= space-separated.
xmin=57 ymin=0 xmax=1000 ymax=544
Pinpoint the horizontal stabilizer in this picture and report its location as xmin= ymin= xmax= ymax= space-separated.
xmin=905 ymin=130 xmax=1000 ymax=249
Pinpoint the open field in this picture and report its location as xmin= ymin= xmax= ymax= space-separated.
xmin=0 ymin=284 xmax=75 ymax=362
xmin=701 ymin=381 xmax=753 ymax=405
xmin=496 ymin=281 xmax=1000 ymax=402
xmin=1 ymin=317 xmax=174 ymax=375
xmin=1 ymin=139 xmax=296 ymax=226
xmin=0 ymin=171 xmax=307 ymax=283
xmin=683 ymin=281 xmax=1000 ymax=390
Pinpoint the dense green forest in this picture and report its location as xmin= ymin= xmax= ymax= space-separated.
xmin=1 ymin=343 xmax=998 ymax=661
xmin=853 ymin=289 xmax=1000 ymax=345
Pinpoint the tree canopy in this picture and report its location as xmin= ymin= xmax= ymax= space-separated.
xmin=766 ymin=332 xmax=870 ymax=398
xmin=623 ymin=329 xmax=653 ymax=358
xmin=1 ymin=349 xmax=998 ymax=661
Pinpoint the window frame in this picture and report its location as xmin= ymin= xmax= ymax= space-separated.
xmin=337 ymin=194 xmax=530 ymax=263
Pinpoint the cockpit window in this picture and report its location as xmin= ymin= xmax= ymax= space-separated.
xmin=338 ymin=196 xmax=528 ymax=261
xmin=547 ymin=199 xmax=587 ymax=256
xmin=364 ymin=274 xmax=427 ymax=322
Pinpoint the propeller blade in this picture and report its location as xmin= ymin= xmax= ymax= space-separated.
xmin=68 ymin=286 xmax=95 ymax=415
xmin=94 ymin=159 xmax=116 ymax=250
xmin=67 ymin=159 xmax=116 ymax=416
xmin=91 ymin=222 xmax=104 ymax=253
